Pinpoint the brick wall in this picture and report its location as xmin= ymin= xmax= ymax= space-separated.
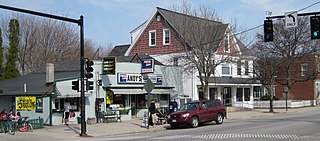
xmin=130 ymin=15 xmax=185 ymax=55
xmin=275 ymin=80 xmax=314 ymax=100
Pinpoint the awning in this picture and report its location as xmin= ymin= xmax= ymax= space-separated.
xmin=55 ymin=83 xmax=91 ymax=98
xmin=109 ymin=88 xmax=175 ymax=95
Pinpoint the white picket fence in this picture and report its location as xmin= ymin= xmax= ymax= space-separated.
xmin=253 ymin=100 xmax=314 ymax=109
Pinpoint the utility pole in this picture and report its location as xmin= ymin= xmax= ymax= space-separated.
xmin=0 ymin=5 xmax=88 ymax=136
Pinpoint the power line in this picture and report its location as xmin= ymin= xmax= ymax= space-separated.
xmin=298 ymin=1 xmax=320 ymax=12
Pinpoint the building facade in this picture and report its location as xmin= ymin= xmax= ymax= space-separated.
xmin=119 ymin=7 xmax=262 ymax=108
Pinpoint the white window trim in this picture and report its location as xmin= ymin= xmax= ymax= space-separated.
xmin=149 ymin=30 xmax=156 ymax=46
xmin=301 ymin=63 xmax=308 ymax=77
xmin=163 ymin=29 xmax=170 ymax=45
xmin=221 ymin=63 xmax=231 ymax=76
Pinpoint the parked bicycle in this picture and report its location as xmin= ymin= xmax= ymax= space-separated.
xmin=18 ymin=117 xmax=33 ymax=132
xmin=2 ymin=119 xmax=15 ymax=135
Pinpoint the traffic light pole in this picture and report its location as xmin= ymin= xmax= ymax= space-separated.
xmin=266 ymin=11 xmax=320 ymax=19
xmin=0 ymin=5 xmax=88 ymax=136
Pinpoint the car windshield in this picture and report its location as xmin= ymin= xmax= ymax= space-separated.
xmin=180 ymin=102 xmax=198 ymax=110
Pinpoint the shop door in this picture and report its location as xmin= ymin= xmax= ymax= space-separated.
xmin=222 ymin=87 xmax=232 ymax=106
xmin=131 ymin=95 xmax=137 ymax=117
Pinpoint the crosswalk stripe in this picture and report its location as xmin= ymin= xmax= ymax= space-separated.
xmin=151 ymin=134 xmax=319 ymax=140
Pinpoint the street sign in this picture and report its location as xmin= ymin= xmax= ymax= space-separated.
xmin=285 ymin=11 xmax=298 ymax=28
xmin=144 ymin=78 xmax=154 ymax=93
xmin=103 ymin=57 xmax=116 ymax=75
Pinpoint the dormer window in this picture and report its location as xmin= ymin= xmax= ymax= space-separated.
xmin=224 ymin=35 xmax=229 ymax=52
xmin=149 ymin=30 xmax=156 ymax=46
xmin=163 ymin=29 xmax=170 ymax=45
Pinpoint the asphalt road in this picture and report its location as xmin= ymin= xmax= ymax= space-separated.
xmin=1 ymin=108 xmax=320 ymax=141
xmin=91 ymin=109 xmax=320 ymax=141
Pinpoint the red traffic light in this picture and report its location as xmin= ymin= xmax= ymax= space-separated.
xmin=87 ymin=60 xmax=94 ymax=66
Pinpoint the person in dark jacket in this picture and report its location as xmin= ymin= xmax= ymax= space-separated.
xmin=148 ymin=101 xmax=158 ymax=126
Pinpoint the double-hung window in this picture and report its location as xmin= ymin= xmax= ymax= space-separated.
xmin=149 ymin=30 xmax=156 ymax=46
xmin=244 ymin=61 xmax=249 ymax=75
xmin=221 ymin=63 xmax=231 ymax=75
xmin=301 ymin=63 xmax=308 ymax=77
xmin=163 ymin=29 xmax=170 ymax=45
xmin=237 ymin=61 xmax=241 ymax=75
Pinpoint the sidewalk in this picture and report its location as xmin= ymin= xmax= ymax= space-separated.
xmin=32 ymin=106 xmax=320 ymax=139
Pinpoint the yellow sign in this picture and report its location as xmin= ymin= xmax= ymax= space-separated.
xmin=106 ymin=90 xmax=113 ymax=104
xmin=16 ymin=96 xmax=36 ymax=111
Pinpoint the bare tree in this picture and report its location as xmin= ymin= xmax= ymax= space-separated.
xmin=169 ymin=1 xmax=242 ymax=100
xmin=0 ymin=14 xmax=99 ymax=74
xmin=252 ymin=16 xmax=320 ymax=110
xmin=252 ymin=37 xmax=282 ymax=112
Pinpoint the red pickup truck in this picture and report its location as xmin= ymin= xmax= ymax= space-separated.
xmin=167 ymin=99 xmax=226 ymax=128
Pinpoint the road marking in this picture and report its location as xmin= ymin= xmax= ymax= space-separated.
xmin=151 ymin=134 xmax=320 ymax=140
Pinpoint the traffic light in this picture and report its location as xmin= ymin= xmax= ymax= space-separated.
xmin=86 ymin=80 xmax=94 ymax=90
xmin=71 ymin=80 xmax=79 ymax=91
xmin=310 ymin=16 xmax=320 ymax=39
xmin=85 ymin=59 xmax=94 ymax=79
xmin=264 ymin=20 xmax=273 ymax=42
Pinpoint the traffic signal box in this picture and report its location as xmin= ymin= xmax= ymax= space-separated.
xmin=264 ymin=20 xmax=274 ymax=42
xmin=86 ymin=80 xmax=94 ymax=90
xmin=85 ymin=59 xmax=94 ymax=79
xmin=310 ymin=16 xmax=320 ymax=40
xmin=72 ymin=80 xmax=79 ymax=91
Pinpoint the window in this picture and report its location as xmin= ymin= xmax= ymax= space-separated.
xmin=237 ymin=61 xmax=241 ymax=75
xmin=221 ymin=63 xmax=231 ymax=75
xmin=149 ymin=30 xmax=156 ymax=46
xmin=236 ymin=88 xmax=243 ymax=102
xmin=224 ymin=35 xmax=229 ymax=52
xmin=163 ymin=29 xmax=170 ymax=45
xmin=245 ymin=61 xmax=249 ymax=75
xmin=244 ymin=88 xmax=250 ymax=101
xmin=54 ymin=98 xmax=79 ymax=112
xmin=301 ymin=63 xmax=308 ymax=77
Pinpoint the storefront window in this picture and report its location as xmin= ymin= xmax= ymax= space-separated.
xmin=137 ymin=95 xmax=147 ymax=109
xmin=54 ymin=98 xmax=79 ymax=112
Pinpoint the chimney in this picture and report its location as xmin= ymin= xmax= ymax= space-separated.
xmin=46 ymin=63 xmax=54 ymax=85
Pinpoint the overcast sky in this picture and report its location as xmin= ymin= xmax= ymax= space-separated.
xmin=0 ymin=0 xmax=319 ymax=47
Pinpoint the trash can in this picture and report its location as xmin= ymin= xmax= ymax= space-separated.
xmin=77 ymin=117 xmax=81 ymax=124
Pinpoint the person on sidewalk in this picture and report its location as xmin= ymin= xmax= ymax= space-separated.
xmin=63 ymin=100 xmax=71 ymax=125
xmin=149 ymin=101 xmax=158 ymax=126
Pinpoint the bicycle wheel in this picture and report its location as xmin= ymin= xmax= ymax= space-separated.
xmin=28 ymin=124 xmax=33 ymax=132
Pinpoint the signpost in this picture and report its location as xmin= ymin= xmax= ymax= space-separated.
xmin=144 ymin=78 xmax=154 ymax=129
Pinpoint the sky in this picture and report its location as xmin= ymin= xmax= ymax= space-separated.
xmin=0 ymin=0 xmax=319 ymax=47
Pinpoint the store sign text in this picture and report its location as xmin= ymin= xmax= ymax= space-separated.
xmin=118 ymin=73 xmax=162 ymax=85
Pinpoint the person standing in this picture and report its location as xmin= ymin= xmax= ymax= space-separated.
xmin=148 ymin=101 xmax=158 ymax=126
xmin=63 ymin=100 xmax=71 ymax=125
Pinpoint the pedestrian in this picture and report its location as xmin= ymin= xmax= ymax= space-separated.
xmin=63 ymin=100 xmax=71 ymax=125
xmin=148 ymin=101 xmax=158 ymax=126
